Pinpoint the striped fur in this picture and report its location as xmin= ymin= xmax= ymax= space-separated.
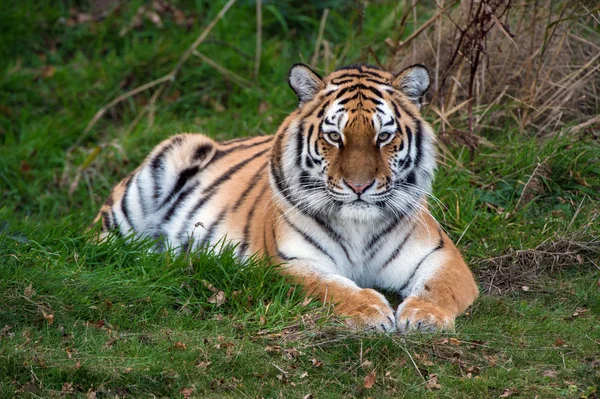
xmin=93 ymin=63 xmax=478 ymax=332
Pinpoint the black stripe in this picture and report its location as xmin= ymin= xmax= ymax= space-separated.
xmin=120 ymin=176 xmax=136 ymax=231
xmin=177 ymin=148 xmax=270 ymax=237
xmin=398 ymin=238 xmax=444 ymax=293
xmin=136 ymin=173 xmax=148 ymax=217
xmin=281 ymin=214 xmax=336 ymax=264
xmin=101 ymin=210 xmax=112 ymax=230
xmin=231 ymin=162 xmax=268 ymax=211
xmin=413 ymin=120 xmax=422 ymax=168
xmin=296 ymin=122 xmax=305 ymax=168
xmin=332 ymin=73 xmax=388 ymax=85
xmin=150 ymin=136 xmax=184 ymax=200
xmin=161 ymin=182 xmax=199 ymax=223
xmin=401 ymin=124 xmax=413 ymax=170
xmin=317 ymin=101 xmax=330 ymax=118
xmin=379 ymin=224 xmax=416 ymax=270
xmin=238 ymin=184 xmax=269 ymax=257
xmin=221 ymin=136 xmax=264 ymax=146
xmin=160 ymin=165 xmax=200 ymax=207
xmin=365 ymin=218 xmax=403 ymax=261
xmin=212 ymin=136 xmax=273 ymax=163
xmin=272 ymin=221 xmax=298 ymax=261
xmin=193 ymin=143 xmax=213 ymax=161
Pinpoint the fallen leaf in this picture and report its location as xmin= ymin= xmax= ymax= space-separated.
xmin=362 ymin=360 xmax=374 ymax=369
xmin=259 ymin=101 xmax=270 ymax=114
xmin=449 ymin=338 xmax=461 ymax=346
xmin=522 ymin=286 xmax=530 ymax=291
xmin=61 ymin=382 xmax=74 ymax=393
xmin=303 ymin=395 xmax=313 ymax=399
xmin=24 ymin=283 xmax=35 ymax=298
xmin=554 ymin=338 xmax=566 ymax=347
xmin=259 ymin=315 xmax=267 ymax=325
xmin=123 ymin=367 xmax=133 ymax=373
xmin=180 ymin=387 xmax=194 ymax=398
xmin=311 ymin=358 xmax=323 ymax=368
xmin=299 ymin=372 xmax=308 ymax=379
xmin=42 ymin=310 xmax=54 ymax=325
xmin=173 ymin=341 xmax=187 ymax=350
xmin=201 ymin=280 xmax=219 ymax=293
xmin=207 ymin=291 xmax=227 ymax=307
xmin=87 ymin=390 xmax=97 ymax=399
xmin=485 ymin=355 xmax=498 ymax=367
xmin=364 ymin=370 xmax=376 ymax=388
xmin=105 ymin=338 xmax=117 ymax=348
xmin=542 ymin=369 xmax=558 ymax=378
xmin=75 ymin=360 xmax=81 ymax=369
xmin=40 ymin=65 xmax=56 ymax=79
xmin=196 ymin=361 xmax=211 ymax=369
xmin=425 ymin=374 xmax=441 ymax=390
xmin=499 ymin=388 xmax=515 ymax=397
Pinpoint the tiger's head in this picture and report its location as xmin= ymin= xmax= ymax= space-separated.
xmin=270 ymin=63 xmax=436 ymax=222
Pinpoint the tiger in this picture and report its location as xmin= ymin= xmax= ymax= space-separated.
xmin=92 ymin=63 xmax=479 ymax=333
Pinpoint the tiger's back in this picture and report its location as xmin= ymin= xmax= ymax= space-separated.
xmin=94 ymin=134 xmax=276 ymax=256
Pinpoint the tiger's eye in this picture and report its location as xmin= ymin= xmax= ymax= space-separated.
xmin=378 ymin=132 xmax=391 ymax=142
xmin=327 ymin=132 xmax=341 ymax=142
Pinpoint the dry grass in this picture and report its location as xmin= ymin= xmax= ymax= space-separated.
xmin=475 ymin=224 xmax=600 ymax=294
xmin=388 ymin=0 xmax=600 ymax=136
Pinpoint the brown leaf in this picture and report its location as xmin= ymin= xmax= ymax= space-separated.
xmin=554 ymin=338 xmax=566 ymax=347
xmin=259 ymin=315 xmax=267 ymax=325
xmin=123 ymin=367 xmax=133 ymax=373
xmin=207 ymin=291 xmax=227 ymax=307
xmin=87 ymin=389 xmax=97 ymax=399
xmin=201 ymin=280 xmax=219 ymax=293
xmin=37 ymin=65 xmax=56 ymax=80
xmin=75 ymin=360 xmax=81 ymax=369
xmin=425 ymin=374 xmax=442 ymax=390
xmin=196 ymin=361 xmax=211 ymax=369
xmin=105 ymin=338 xmax=117 ymax=348
xmin=180 ymin=387 xmax=194 ymax=398
xmin=485 ymin=355 xmax=498 ymax=367
xmin=258 ymin=101 xmax=270 ymax=114
xmin=311 ymin=358 xmax=323 ymax=368
xmin=448 ymin=338 xmax=461 ymax=346
xmin=173 ymin=341 xmax=187 ymax=350
xmin=24 ymin=283 xmax=35 ymax=298
xmin=576 ymin=254 xmax=584 ymax=264
xmin=61 ymin=382 xmax=74 ymax=393
xmin=542 ymin=369 xmax=558 ymax=378
xmin=42 ymin=310 xmax=54 ymax=325
xmin=499 ymin=388 xmax=515 ymax=397
xmin=364 ymin=370 xmax=376 ymax=388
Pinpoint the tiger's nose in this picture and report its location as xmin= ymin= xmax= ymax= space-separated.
xmin=344 ymin=179 xmax=375 ymax=194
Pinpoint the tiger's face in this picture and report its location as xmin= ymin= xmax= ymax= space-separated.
xmin=271 ymin=64 xmax=436 ymax=221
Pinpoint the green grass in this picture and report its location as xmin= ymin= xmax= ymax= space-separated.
xmin=1 ymin=0 xmax=599 ymax=397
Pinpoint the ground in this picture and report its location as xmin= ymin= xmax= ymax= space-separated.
xmin=1 ymin=1 xmax=599 ymax=398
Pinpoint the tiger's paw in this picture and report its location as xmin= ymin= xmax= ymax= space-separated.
xmin=338 ymin=288 xmax=396 ymax=333
xmin=396 ymin=296 xmax=454 ymax=333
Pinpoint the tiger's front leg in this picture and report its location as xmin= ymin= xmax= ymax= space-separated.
xmin=393 ymin=232 xmax=479 ymax=333
xmin=282 ymin=264 xmax=397 ymax=332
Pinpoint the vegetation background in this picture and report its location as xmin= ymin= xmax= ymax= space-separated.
xmin=1 ymin=0 xmax=599 ymax=397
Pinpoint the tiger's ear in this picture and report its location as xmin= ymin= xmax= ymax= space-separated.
xmin=392 ymin=64 xmax=430 ymax=109
xmin=288 ymin=64 xmax=325 ymax=105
